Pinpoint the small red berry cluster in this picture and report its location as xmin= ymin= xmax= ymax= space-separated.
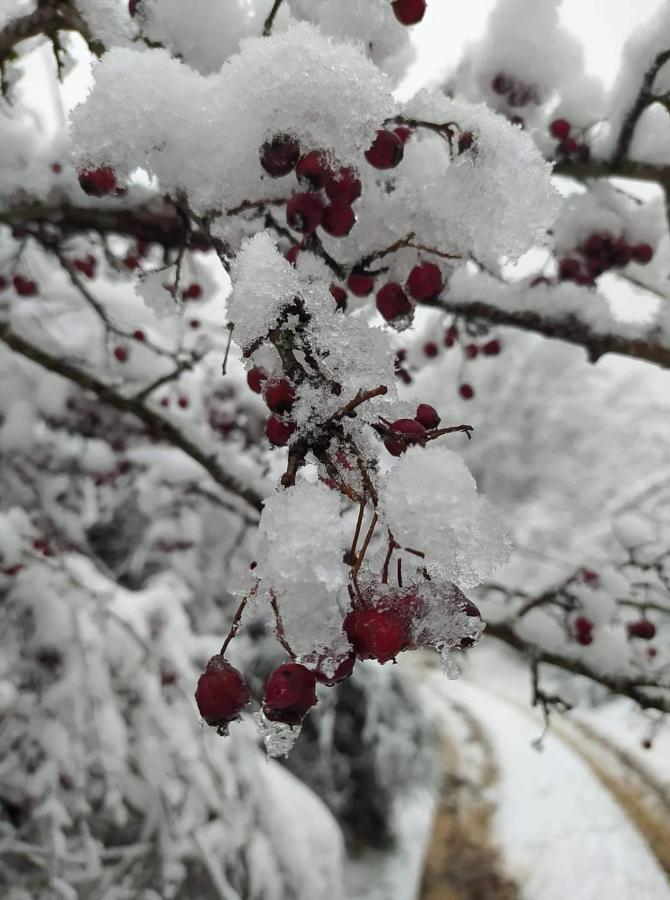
xmin=78 ymin=166 xmax=121 ymax=198
xmin=491 ymin=72 xmax=539 ymax=109
xmin=549 ymin=118 xmax=590 ymax=163
xmin=246 ymin=369 xmax=298 ymax=447
xmin=569 ymin=570 xmax=657 ymax=648
xmin=195 ymin=585 xmax=481 ymax=733
xmin=558 ymin=234 xmax=654 ymax=286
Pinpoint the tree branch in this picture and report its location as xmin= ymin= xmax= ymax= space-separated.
xmin=0 ymin=320 xmax=264 ymax=515
xmin=613 ymin=49 xmax=670 ymax=167
xmin=486 ymin=620 xmax=670 ymax=714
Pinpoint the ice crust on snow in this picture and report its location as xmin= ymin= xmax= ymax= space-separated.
xmin=379 ymin=445 xmax=511 ymax=588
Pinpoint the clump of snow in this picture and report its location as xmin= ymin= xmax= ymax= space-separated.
xmin=379 ymin=445 xmax=511 ymax=588
xmin=71 ymin=23 xmax=397 ymax=212
xmin=254 ymin=480 xmax=350 ymax=657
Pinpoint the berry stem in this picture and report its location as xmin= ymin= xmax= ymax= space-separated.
xmin=220 ymin=591 xmax=252 ymax=655
xmin=333 ymin=384 xmax=388 ymax=420
xmin=351 ymin=511 xmax=379 ymax=577
xmin=270 ymin=591 xmax=297 ymax=659
xmin=348 ymin=500 xmax=366 ymax=566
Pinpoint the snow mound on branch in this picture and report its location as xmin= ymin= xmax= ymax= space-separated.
xmin=71 ymin=23 xmax=396 ymax=212
xmin=379 ymin=445 xmax=511 ymax=588
xmin=255 ymin=480 xmax=351 ymax=658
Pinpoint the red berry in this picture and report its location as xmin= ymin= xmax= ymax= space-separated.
xmin=407 ymin=261 xmax=443 ymax=301
xmin=574 ymin=616 xmax=594 ymax=646
xmin=491 ymin=73 xmax=513 ymax=95
xmin=296 ymin=150 xmax=332 ymax=190
xmin=129 ymin=0 xmax=139 ymax=15
xmin=0 ymin=276 xmax=7 ymax=291
xmin=464 ymin=343 xmax=478 ymax=359
xmin=550 ymin=118 xmax=571 ymax=141
xmin=73 ymin=255 xmax=96 ymax=278
xmin=444 ymin=324 xmax=458 ymax=347
xmin=260 ymin=134 xmax=300 ymax=177
xmin=325 ymin=167 xmax=362 ymax=206
xmin=391 ymin=0 xmax=426 ymax=26
xmin=330 ymin=284 xmax=347 ymax=310
xmin=582 ymin=569 xmax=599 ymax=585
xmin=195 ymin=655 xmax=250 ymax=728
xmin=343 ymin=609 xmax=408 ymax=663
xmin=265 ymin=416 xmax=296 ymax=446
xmin=558 ymin=257 xmax=581 ymax=281
xmin=365 ymin=130 xmax=404 ymax=170
xmin=459 ymin=383 xmax=474 ymax=400
xmin=124 ymin=254 xmax=140 ymax=270
xmin=415 ymin=403 xmax=440 ymax=428
xmin=423 ymin=341 xmax=439 ymax=358
xmin=582 ymin=234 xmax=605 ymax=257
xmin=189 ymin=319 xmax=200 ymax=329
xmin=393 ymin=126 xmax=412 ymax=145
xmin=509 ymin=115 xmax=525 ymax=128
xmin=177 ymin=396 xmax=189 ymax=409
xmin=611 ymin=239 xmax=632 ymax=268
xmin=159 ymin=397 xmax=170 ymax=408
xmin=264 ymin=378 xmax=296 ymax=414
xmin=482 ymin=339 xmax=501 ymax=356
xmin=560 ymin=137 xmax=579 ymax=155
xmin=632 ymin=243 xmax=653 ymax=264
xmin=183 ymin=283 xmax=203 ymax=300
xmin=132 ymin=329 xmax=145 ymax=341
xmin=12 ymin=275 xmax=39 ymax=296
xmin=322 ymin=204 xmax=356 ymax=237
xmin=390 ymin=418 xmax=426 ymax=442
xmin=627 ymin=620 xmax=656 ymax=640
xmin=247 ymin=367 xmax=267 ymax=394
xmin=51 ymin=162 xmax=62 ymax=173
xmin=113 ymin=346 xmax=128 ymax=363
xmin=263 ymin=663 xmax=318 ymax=725
xmin=376 ymin=283 xmax=412 ymax=323
xmin=347 ymin=272 xmax=375 ymax=296
xmin=384 ymin=437 xmax=406 ymax=456
xmin=78 ymin=166 xmax=119 ymax=197
xmin=286 ymin=192 xmax=324 ymax=235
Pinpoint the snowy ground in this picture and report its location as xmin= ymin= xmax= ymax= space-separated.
xmin=347 ymin=642 xmax=670 ymax=900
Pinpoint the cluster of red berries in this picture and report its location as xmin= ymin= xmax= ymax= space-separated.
xmin=246 ymin=369 xmax=298 ymax=447
xmin=558 ymin=234 xmax=654 ymax=286
xmin=391 ymin=0 xmax=426 ymax=26
xmin=260 ymin=136 xmax=363 ymax=238
xmin=381 ymin=404 xmax=440 ymax=456
xmin=372 ymin=260 xmax=444 ymax=326
xmin=549 ymin=118 xmax=590 ymax=163
xmin=573 ymin=614 xmax=656 ymax=646
xmin=491 ymin=72 xmax=539 ymax=108
xmin=195 ymin=585 xmax=481 ymax=731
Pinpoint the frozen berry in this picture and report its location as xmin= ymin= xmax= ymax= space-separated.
xmin=12 ymin=275 xmax=39 ymax=297
xmin=286 ymin=192 xmax=324 ymax=234
xmin=424 ymin=341 xmax=439 ymax=358
xmin=296 ymin=150 xmax=332 ymax=189
xmin=464 ymin=343 xmax=478 ymax=359
xmin=415 ymin=403 xmax=440 ymax=429
xmin=129 ymin=0 xmax=139 ymax=15
xmin=459 ymin=383 xmax=474 ymax=400
xmin=78 ymin=166 xmax=119 ymax=197
xmin=444 ymin=324 xmax=458 ymax=347
xmin=177 ymin=396 xmax=189 ymax=409
xmin=550 ymin=118 xmax=571 ymax=141
xmin=113 ymin=346 xmax=129 ymax=363
xmin=247 ymin=367 xmax=267 ymax=394
xmin=390 ymin=418 xmax=426 ymax=442
xmin=574 ymin=616 xmax=594 ymax=646
xmin=263 ymin=663 xmax=318 ymax=725
xmin=325 ymin=167 xmax=362 ymax=206
xmin=407 ymin=261 xmax=443 ymax=301
xmin=627 ymin=620 xmax=656 ymax=640
xmin=343 ymin=609 xmax=408 ymax=663
xmin=195 ymin=655 xmax=250 ymax=728
xmin=132 ymin=329 xmax=145 ymax=341
xmin=376 ymin=283 xmax=412 ymax=323
xmin=632 ymin=243 xmax=653 ymax=264
xmin=391 ymin=0 xmax=426 ymax=26
xmin=365 ymin=129 xmax=404 ymax=170
xmin=482 ymin=339 xmax=501 ymax=355
xmin=322 ymin=204 xmax=356 ymax=237
xmin=73 ymin=255 xmax=96 ymax=278
xmin=611 ymin=239 xmax=632 ymax=268
xmin=183 ymin=283 xmax=203 ymax=300
xmin=491 ymin=73 xmax=513 ymax=95
xmin=347 ymin=272 xmax=375 ymax=296
xmin=264 ymin=378 xmax=296 ymax=414
xmin=558 ymin=257 xmax=581 ymax=281
xmin=582 ymin=235 xmax=605 ymax=257
xmin=124 ymin=254 xmax=140 ymax=270
xmin=260 ymin=134 xmax=300 ymax=177
xmin=265 ymin=416 xmax=296 ymax=446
